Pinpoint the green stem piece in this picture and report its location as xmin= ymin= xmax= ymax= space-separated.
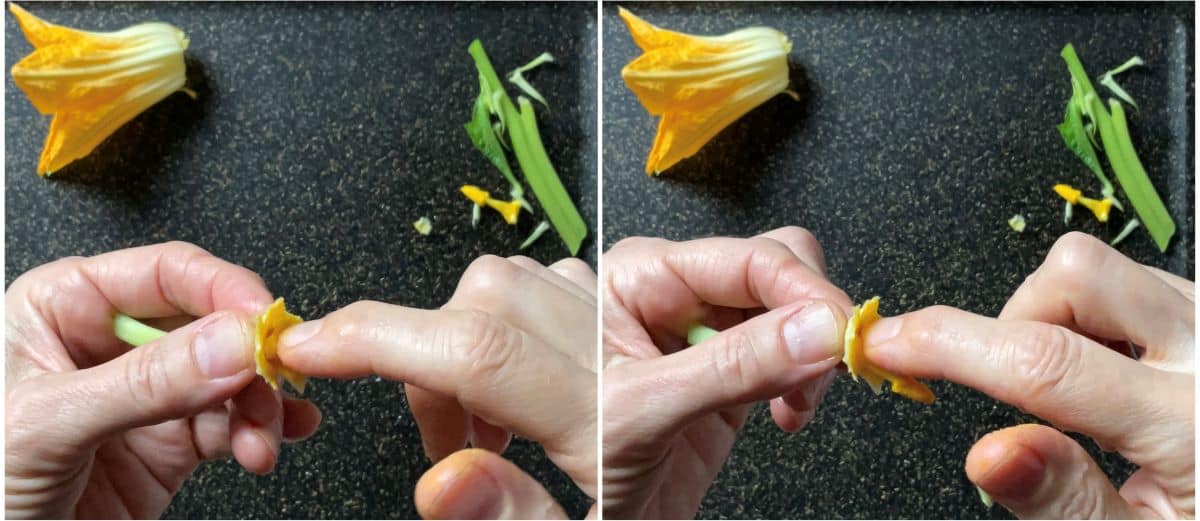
xmin=519 ymin=220 xmax=552 ymax=250
xmin=508 ymin=52 xmax=554 ymax=108
xmin=687 ymin=324 xmax=720 ymax=346
xmin=1088 ymin=95 xmax=1175 ymax=251
xmin=976 ymin=486 xmax=994 ymax=509
xmin=1110 ymin=218 xmax=1141 ymax=246
xmin=113 ymin=314 xmax=167 ymax=347
xmin=468 ymin=40 xmax=587 ymax=255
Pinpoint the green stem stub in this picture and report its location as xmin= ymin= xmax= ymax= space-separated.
xmin=114 ymin=314 xmax=167 ymax=347
xmin=687 ymin=324 xmax=720 ymax=346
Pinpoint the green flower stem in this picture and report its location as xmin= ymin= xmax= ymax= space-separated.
xmin=687 ymin=324 xmax=720 ymax=346
xmin=113 ymin=314 xmax=167 ymax=347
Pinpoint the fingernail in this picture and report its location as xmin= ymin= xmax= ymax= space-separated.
xmin=428 ymin=457 xmax=502 ymax=519
xmin=278 ymin=319 xmax=323 ymax=351
xmin=865 ymin=317 xmax=903 ymax=347
xmin=782 ymin=303 xmax=840 ymax=365
xmin=195 ymin=314 xmax=251 ymax=379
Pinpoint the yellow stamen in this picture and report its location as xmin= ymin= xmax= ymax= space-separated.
xmin=254 ymin=298 xmax=307 ymax=393
xmin=618 ymin=8 xmax=794 ymax=175
xmin=843 ymin=297 xmax=934 ymax=404
xmin=1080 ymin=196 xmax=1113 ymax=223
xmin=9 ymin=3 xmax=191 ymax=176
xmin=486 ymin=199 xmax=522 ymax=225
xmin=460 ymin=185 xmax=491 ymax=206
xmin=1053 ymin=184 xmax=1113 ymax=222
xmin=1053 ymin=184 xmax=1082 ymax=204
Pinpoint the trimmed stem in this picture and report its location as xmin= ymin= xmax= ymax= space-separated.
xmin=113 ymin=314 xmax=167 ymax=346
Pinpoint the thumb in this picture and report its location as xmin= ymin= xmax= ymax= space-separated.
xmin=967 ymin=424 xmax=1135 ymax=519
xmin=50 ymin=311 xmax=257 ymax=449
xmin=415 ymin=448 xmax=568 ymax=520
xmin=616 ymin=300 xmax=844 ymax=442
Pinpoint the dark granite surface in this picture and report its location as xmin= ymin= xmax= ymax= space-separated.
xmin=6 ymin=2 xmax=596 ymax=518
xmin=603 ymin=2 xmax=1193 ymax=519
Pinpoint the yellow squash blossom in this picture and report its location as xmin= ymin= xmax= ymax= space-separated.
xmin=843 ymin=297 xmax=935 ymax=404
xmin=1054 ymin=183 xmax=1113 ymax=223
xmin=619 ymin=7 xmax=795 ymax=175
xmin=9 ymin=3 xmax=192 ymax=176
xmin=255 ymin=298 xmax=307 ymax=393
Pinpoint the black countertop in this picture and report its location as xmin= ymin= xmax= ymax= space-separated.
xmin=6 ymin=2 xmax=596 ymax=518
xmin=602 ymin=2 xmax=1193 ymax=519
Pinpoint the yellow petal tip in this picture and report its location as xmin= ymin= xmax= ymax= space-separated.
xmin=254 ymin=298 xmax=306 ymax=393
xmin=843 ymin=297 xmax=935 ymax=404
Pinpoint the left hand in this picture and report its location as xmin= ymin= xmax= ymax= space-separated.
xmin=5 ymin=242 xmax=323 ymax=519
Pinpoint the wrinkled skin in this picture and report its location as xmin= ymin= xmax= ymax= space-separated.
xmin=276 ymin=255 xmax=598 ymax=519
xmin=601 ymin=227 xmax=851 ymax=519
xmin=6 ymin=242 xmax=322 ymax=519
xmin=866 ymin=232 xmax=1193 ymax=519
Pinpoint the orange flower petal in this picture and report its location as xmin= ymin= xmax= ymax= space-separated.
xmin=254 ymin=298 xmax=307 ymax=393
xmin=843 ymin=297 xmax=935 ymax=404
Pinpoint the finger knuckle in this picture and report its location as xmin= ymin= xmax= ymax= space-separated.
xmin=551 ymin=257 xmax=592 ymax=275
xmin=1060 ymin=483 xmax=1108 ymax=519
xmin=905 ymin=306 xmax=959 ymax=347
xmin=457 ymin=256 xmax=518 ymax=300
xmin=773 ymin=226 xmax=822 ymax=254
xmin=506 ymin=255 xmax=542 ymax=268
xmin=1009 ymin=325 xmax=1082 ymax=404
xmin=330 ymin=301 xmax=385 ymax=341
xmin=124 ymin=343 xmax=172 ymax=418
xmin=709 ymin=329 xmax=763 ymax=402
xmin=1044 ymin=232 xmax=1105 ymax=281
xmin=450 ymin=310 xmax=520 ymax=382
xmin=160 ymin=240 xmax=210 ymax=257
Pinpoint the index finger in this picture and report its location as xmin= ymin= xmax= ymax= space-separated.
xmin=11 ymin=241 xmax=272 ymax=368
xmin=276 ymin=302 xmax=595 ymax=455
xmin=864 ymin=305 xmax=1189 ymax=469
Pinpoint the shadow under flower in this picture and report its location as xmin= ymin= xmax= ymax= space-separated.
xmin=50 ymin=56 xmax=212 ymax=200
xmin=662 ymin=60 xmax=814 ymax=201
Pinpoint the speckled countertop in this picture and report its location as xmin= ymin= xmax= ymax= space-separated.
xmin=6 ymin=2 xmax=595 ymax=518
xmin=603 ymin=2 xmax=1193 ymax=519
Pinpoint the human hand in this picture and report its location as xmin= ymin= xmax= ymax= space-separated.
xmin=276 ymin=255 xmax=598 ymax=519
xmin=5 ymin=242 xmax=322 ymax=519
xmin=864 ymin=232 xmax=1194 ymax=519
xmin=601 ymin=227 xmax=853 ymax=519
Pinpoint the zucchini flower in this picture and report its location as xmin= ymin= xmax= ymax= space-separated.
xmin=8 ymin=3 xmax=192 ymax=176
xmin=618 ymin=7 xmax=796 ymax=175
xmin=1054 ymin=183 xmax=1113 ymax=223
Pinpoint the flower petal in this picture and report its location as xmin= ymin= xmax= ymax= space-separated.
xmin=646 ymin=73 xmax=787 ymax=174
xmin=38 ymin=73 xmax=183 ymax=175
xmin=8 ymin=3 xmax=91 ymax=49
xmin=617 ymin=7 xmax=696 ymax=52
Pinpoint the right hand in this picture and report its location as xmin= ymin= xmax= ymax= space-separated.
xmin=277 ymin=255 xmax=598 ymax=519
xmin=865 ymin=232 xmax=1194 ymax=519
xmin=601 ymin=227 xmax=853 ymax=519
